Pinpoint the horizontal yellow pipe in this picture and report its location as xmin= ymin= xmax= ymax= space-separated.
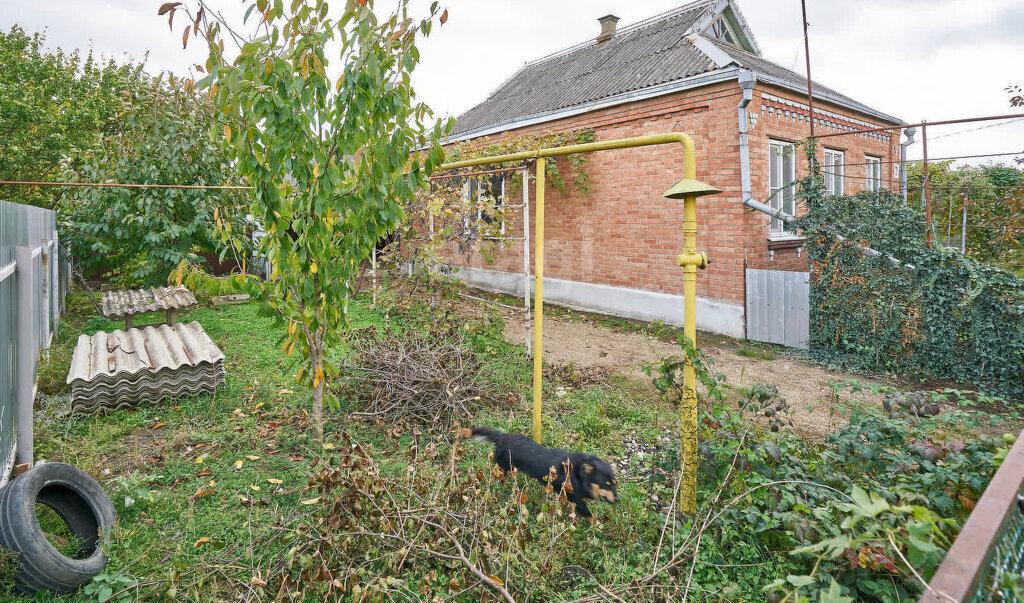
xmin=439 ymin=132 xmax=696 ymax=171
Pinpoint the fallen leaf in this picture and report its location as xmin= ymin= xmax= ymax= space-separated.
xmin=193 ymin=537 xmax=211 ymax=548
xmin=197 ymin=469 xmax=212 ymax=477
xmin=233 ymin=460 xmax=244 ymax=470
xmin=233 ymin=426 xmax=244 ymax=432
xmin=277 ymin=389 xmax=293 ymax=395
xmin=250 ymin=576 xmax=267 ymax=587
xmin=246 ymin=455 xmax=261 ymax=461
xmin=265 ymin=449 xmax=279 ymax=455
xmin=288 ymin=454 xmax=304 ymax=462
xmin=147 ymin=455 xmax=165 ymax=463
xmin=250 ymin=484 xmax=261 ymax=491
xmin=301 ymin=497 xmax=322 ymax=505
xmin=169 ymin=476 xmax=184 ymax=491
xmin=196 ymin=455 xmax=204 ymax=464
xmin=253 ymin=402 xmax=265 ymax=411
xmin=152 ymin=422 xmax=166 ymax=430
xmin=190 ymin=488 xmax=215 ymax=501
xmin=267 ymin=478 xmax=283 ymax=485
xmin=322 ymin=443 xmax=336 ymax=450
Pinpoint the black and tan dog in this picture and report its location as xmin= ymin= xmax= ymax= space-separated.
xmin=462 ymin=427 xmax=619 ymax=519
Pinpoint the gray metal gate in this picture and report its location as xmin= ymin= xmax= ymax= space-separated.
xmin=744 ymin=269 xmax=809 ymax=349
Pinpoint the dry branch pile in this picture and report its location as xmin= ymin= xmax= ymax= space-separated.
xmin=338 ymin=326 xmax=486 ymax=429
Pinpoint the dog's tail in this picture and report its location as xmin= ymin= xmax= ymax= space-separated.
xmin=460 ymin=427 xmax=503 ymax=443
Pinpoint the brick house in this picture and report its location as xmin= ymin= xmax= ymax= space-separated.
xmin=441 ymin=0 xmax=903 ymax=338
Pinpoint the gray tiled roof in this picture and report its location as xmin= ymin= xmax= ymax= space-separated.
xmin=452 ymin=1 xmax=718 ymax=136
xmin=451 ymin=1 xmax=900 ymax=137
xmin=706 ymin=38 xmax=902 ymax=125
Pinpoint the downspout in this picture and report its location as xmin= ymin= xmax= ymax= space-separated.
xmin=735 ymin=72 xmax=907 ymax=270
xmin=900 ymin=127 xmax=916 ymax=203
xmin=737 ymin=70 xmax=796 ymax=226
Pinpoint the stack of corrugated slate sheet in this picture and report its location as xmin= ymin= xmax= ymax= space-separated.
xmin=101 ymin=286 xmax=198 ymax=329
xmin=66 ymin=321 xmax=225 ymax=416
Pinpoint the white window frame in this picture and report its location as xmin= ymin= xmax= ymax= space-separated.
xmin=865 ymin=155 xmax=882 ymax=192
xmin=708 ymin=16 xmax=738 ymax=45
xmin=823 ymin=149 xmax=844 ymax=196
xmin=768 ymin=140 xmax=798 ymax=236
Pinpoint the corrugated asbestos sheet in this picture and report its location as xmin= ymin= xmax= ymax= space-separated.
xmin=66 ymin=322 xmax=225 ymax=415
xmin=451 ymin=0 xmax=901 ymax=137
xmin=101 ymin=286 xmax=198 ymax=318
xmin=452 ymin=2 xmax=714 ymax=135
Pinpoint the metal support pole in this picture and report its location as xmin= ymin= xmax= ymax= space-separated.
xmin=531 ymin=160 xmax=545 ymax=444
xmin=800 ymin=0 xmax=815 ymax=138
xmin=522 ymin=166 xmax=532 ymax=355
xmin=961 ymin=194 xmax=968 ymax=253
xmin=15 ymin=246 xmax=35 ymax=467
xmin=921 ymin=122 xmax=933 ymax=248
xmin=671 ymin=154 xmax=709 ymax=515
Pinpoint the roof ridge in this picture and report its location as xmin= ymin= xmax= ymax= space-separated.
xmin=522 ymin=0 xmax=717 ymax=68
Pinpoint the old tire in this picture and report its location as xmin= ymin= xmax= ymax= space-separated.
xmin=0 ymin=462 xmax=117 ymax=595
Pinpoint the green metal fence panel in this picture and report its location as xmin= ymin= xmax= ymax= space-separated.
xmin=0 ymin=200 xmax=64 ymax=487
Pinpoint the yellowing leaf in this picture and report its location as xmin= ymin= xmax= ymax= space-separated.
xmin=196 ymin=455 xmax=204 ymax=464
xmin=301 ymin=497 xmax=322 ymax=505
xmin=250 ymin=484 xmax=261 ymax=491
xmin=310 ymin=262 xmax=318 ymax=274
xmin=322 ymin=443 xmax=335 ymax=450
xmin=268 ymin=478 xmax=283 ymax=484
xmin=193 ymin=537 xmax=211 ymax=548
xmin=246 ymin=455 xmax=261 ymax=461
xmin=233 ymin=460 xmax=244 ymax=470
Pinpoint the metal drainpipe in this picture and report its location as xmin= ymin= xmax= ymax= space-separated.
xmin=737 ymin=70 xmax=797 ymax=226
xmin=900 ymin=127 xmax=917 ymax=203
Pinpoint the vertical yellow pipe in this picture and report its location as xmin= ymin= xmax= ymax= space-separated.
xmin=680 ymin=151 xmax=699 ymax=515
xmin=532 ymin=159 xmax=546 ymax=443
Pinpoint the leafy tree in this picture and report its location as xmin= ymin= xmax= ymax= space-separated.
xmin=170 ymin=0 xmax=452 ymax=442
xmin=63 ymin=75 xmax=248 ymax=286
xmin=0 ymin=25 xmax=142 ymax=208
xmin=906 ymin=161 xmax=1024 ymax=269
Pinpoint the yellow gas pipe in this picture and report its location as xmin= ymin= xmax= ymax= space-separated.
xmin=438 ymin=133 xmax=719 ymax=513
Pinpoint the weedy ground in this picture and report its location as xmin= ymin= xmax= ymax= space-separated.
xmin=2 ymin=287 xmax=1019 ymax=602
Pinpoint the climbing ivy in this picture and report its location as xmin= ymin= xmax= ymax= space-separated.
xmin=797 ymin=141 xmax=1024 ymax=401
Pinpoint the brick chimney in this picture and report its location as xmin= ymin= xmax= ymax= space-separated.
xmin=597 ymin=14 xmax=619 ymax=43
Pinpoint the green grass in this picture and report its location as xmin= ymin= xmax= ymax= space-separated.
xmin=10 ymin=289 xmax=1013 ymax=602
xmin=16 ymin=291 xmax=691 ymax=601
xmin=737 ymin=345 xmax=777 ymax=361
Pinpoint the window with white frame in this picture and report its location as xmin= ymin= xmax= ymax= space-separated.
xmin=865 ymin=155 xmax=882 ymax=192
xmin=463 ymin=175 xmax=506 ymax=238
xmin=769 ymin=140 xmax=797 ymax=235
xmin=823 ymin=149 xmax=844 ymax=196
xmin=708 ymin=16 xmax=737 ymax=45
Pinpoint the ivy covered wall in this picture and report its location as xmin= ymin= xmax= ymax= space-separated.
xmin=798 ymin=144 xmax=1024 ymax=400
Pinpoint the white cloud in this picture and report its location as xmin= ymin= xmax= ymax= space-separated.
xmin=3 ymin=0 xmax=1022 ymax=164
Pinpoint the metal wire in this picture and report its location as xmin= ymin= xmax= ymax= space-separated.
xmin=0 ymin=180 xmax=253 ymax=190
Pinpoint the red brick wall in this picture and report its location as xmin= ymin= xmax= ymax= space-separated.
xmin=438 ymin=79 xmax=900 ymax=307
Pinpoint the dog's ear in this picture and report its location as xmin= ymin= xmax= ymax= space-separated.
xmin=581 ymin=456 xmax=596 ymax=475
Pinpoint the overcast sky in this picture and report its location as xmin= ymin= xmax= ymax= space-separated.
xmin=3 ymin=0 xmax=1023 ymax=164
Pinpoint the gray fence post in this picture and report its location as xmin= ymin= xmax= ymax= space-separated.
xmin=15 ymin=245 xmax=35 ymax=466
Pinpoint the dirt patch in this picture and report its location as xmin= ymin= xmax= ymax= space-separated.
xmin=439 ymin=290 xmax=890 ymax=440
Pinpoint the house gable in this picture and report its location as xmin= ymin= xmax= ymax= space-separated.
xmin=450 ymin=0 xmax=901 ymax=139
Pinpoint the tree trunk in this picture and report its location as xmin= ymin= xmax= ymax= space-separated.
xmin=311 ymin=345 xmax=325 ymax=445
